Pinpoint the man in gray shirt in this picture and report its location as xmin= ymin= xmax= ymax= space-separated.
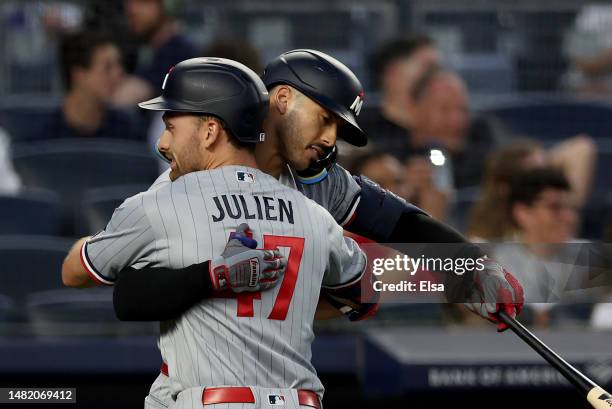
xmin=62 ymin=58 xmax=367 ymax=408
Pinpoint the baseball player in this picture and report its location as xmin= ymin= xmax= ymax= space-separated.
xmin=77 ymin=50 xmax=523 ymax=407
xmin=113 ymin=49 xmax=523 ymax=327
xmin=62 ymin=58 xmax=369 ymax=408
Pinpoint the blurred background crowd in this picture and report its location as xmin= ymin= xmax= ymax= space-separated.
xmin=1 ymin=1 xmax=612 ymax=408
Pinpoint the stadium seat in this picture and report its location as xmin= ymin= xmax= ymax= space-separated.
xmin=0 ymin=294 xmax=15 ymax=322
xmin=0 ymin=188 xmax=63 ymax=235
xmin=594 ymin=142 xmax=612 ymax=195
xmin=11 ymin=139 xmax=159 ymax=202
xmin=448 ymin=53 xmax=516 ymax=93
xmin=0 ymin=96 xmax=59 ymax=142
xmin=374 ymin=304 xmax=444 ymax=326
xmin=76 ymin=184 xmax=149 ymax=235
xmin=0 ymin=235 xmax=73 ymax=310
xmin=26 ymin=287 xmax=157 ymax=336
xmin=549 ymin=303 xmax=594 ymax=327
xmin=484 ymin=100 xmax=612 ymax=140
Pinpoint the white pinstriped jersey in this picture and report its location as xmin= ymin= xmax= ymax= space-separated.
xmin=147 ymin=162 xmax=362 ymax=229
xmin=82 ymin=166 xmax=366 ymax=402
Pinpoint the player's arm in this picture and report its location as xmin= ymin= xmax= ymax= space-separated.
xmin=62 ymin=194 xmax=157 ymax=291
xmin=320 ymin=220 xmax=378 ymax=322
xmin=113 ymin=224 xmax=286 ymax=321
xmin=343 ymin=174 xmax=524 ymax=330
xmin=62 ymin=237 xmax=96 ymax=288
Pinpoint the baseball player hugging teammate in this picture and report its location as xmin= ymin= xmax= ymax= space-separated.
xmin=62 ymin=58 xmax=369 ymax=408
xmin=62 ymin=49 xmax=524 ymax=408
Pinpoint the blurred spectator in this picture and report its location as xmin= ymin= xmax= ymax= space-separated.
xmin=361 ymin=36 xmax=440 ymax=149
xmin=467 ymin=137 xmax=596 ymax=241
xmin=350 ymin=152 xmax=409 ymax=199
xmin=492 ymin=167 xmax=578 ymax=327
xmin=410 ymin=67 xmax=500 ymax=188
xmin=403 ymin=156 xmax=450 ymax=221
xmin=0 ymin=127 xmax=21 ymax=194
xmin=113 ymin=0 xmax=196 ymax=106
xmin=563 ymin=5 xmax=612 ymax=94
xmin=203 ymin=39 xmax=263 ymax=74
xmin=349 ymin=151 xmax=448 ymax=221
xmin=34 ymin=30 xmax=145 ymax=141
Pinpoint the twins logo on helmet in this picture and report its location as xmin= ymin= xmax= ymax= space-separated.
xmin=350 ymin=91 xmax=365 ymax=116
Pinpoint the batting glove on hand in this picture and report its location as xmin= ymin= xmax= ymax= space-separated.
xmin=464 ymin=259 xmax=524 ymax=332
xmin=210 ymin=223 xmax=287 ymax=293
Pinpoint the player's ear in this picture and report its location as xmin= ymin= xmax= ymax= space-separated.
xmin=201 ymin=118 xmax=220 ymax=148
xmin=271 ymin=85 xmax=291 ymax=115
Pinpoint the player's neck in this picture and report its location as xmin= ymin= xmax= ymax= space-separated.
xmin=206 ymin=148 xmax=259 ymax=171
xmin=255 ymin=128 xmax=285 ymax=179
xmin=63 ymin=90 xmax=105 ymax=134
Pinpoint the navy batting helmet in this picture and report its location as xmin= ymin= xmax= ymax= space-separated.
xmin=139 ymin=57 xmax=269 ymax=144
xmin=262 ymin=49 xmax=367 ymax=147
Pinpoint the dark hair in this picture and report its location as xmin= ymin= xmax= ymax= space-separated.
xmin=371 ymin=35 xmax=435 ymax=86
xmin=59 ymin=30 xmax=116 ymax=91
xmin=509 ymin=167 xmax=570 ymax=207
xmin=466 ymin=140 xmax=543 ymax=240
xmin=203 ymin=39 xmax=263 ymax=74
xmin=348 ymin=150 xmax=394 ymax=175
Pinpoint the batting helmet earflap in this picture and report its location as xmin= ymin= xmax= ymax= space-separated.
xmin=262 ymin=49 xmax=367 ymax=147
xmin=139 ymin=57 xmax=269 ymax=144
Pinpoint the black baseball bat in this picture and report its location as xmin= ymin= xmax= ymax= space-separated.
xmin=498 ymin=310 xmax=612 ymax=409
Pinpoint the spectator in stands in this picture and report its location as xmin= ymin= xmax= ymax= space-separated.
xmin=563 ymin=4 xmax=612 ymax=94
xmin=0 ymin=127 xmax=21 ymax=194
xmin=492 ymin=167 xmax=579 ymax=327
xmin=468 ymin=137 xmax=596 ymax=241
xmin=351 ymin=152 xmax=409 ymax=199
xmin=350 ymin=152 xmax=448 ymax=220
xmin=113 ymin=0 xmax=196 ymax=106
xmin=361 ymin=36 xmax=440 ymax=150
xmin=410 ymin=67 xmax=500 ymax=189
xmin=38 ymin=31 xmax=145 ymax=141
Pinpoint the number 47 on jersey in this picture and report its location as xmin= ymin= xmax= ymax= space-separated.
xmin=236 ymin=235 xmax=304 ymax=321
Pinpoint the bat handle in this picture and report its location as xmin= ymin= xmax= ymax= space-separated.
xmin=497 ymin=310 xmax=596 ymax=394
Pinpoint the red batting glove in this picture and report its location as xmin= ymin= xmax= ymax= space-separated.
xmin=464 ymin=259 xmax=525 ymax=332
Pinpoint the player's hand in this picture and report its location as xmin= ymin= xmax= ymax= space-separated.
xmin=464 ymin=259 xmax=524 ymax=332
xmin=209 ymin=224 xmax=287 ymax=293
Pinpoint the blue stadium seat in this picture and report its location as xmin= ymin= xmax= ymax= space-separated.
xmin=26 ymin=288 xmax=157 ymax=336
xmin=449 ymin=53 xmax=516 ymax=93
xmin=0 ymin=235 xmax=73 ymax=312
xmin=0 ymin=294 xmax=15 ymax=322
xmin=549 ymin=303 xmax=594 ymax=327
xmin=594 ymin=142 xmax=612 ymax=194
xmin=0 ymin=188 xmax=63 ymax=235
xmin=12 ymin=139 xmax=159 ymax=202
xmin=484 ymin=100 xmax=612 ymax=140
xmin=373 ymin=304 xmax=444 ymax=326
xmin=0 ymin=97 xmax=60 ymax=141
xmin=76 ymin=184 xmax=149 ymax=235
